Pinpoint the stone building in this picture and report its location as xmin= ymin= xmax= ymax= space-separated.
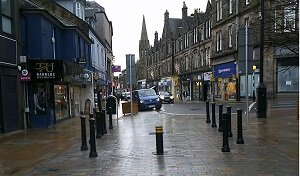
xmin=144 ymin=0 xmax=298 ymax=101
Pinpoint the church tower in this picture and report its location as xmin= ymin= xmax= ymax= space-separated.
xmin=137 ymin=15 xmax=150 ymax=83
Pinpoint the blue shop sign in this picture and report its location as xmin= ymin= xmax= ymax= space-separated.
xmin=214 ymin=62 xmax=236 ymax=78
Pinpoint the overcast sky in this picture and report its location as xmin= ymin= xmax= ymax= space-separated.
xmin=94 ymin=0 xmax=208 ymax=74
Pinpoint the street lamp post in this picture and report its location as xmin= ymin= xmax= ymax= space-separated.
xmin=257 ymin=0 xmax=267 ymax=118
xmin=252 ymin=65 xmax=256 ymax=102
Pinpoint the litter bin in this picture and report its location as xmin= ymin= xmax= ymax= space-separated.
xmin=106 ymin=95 xmax=117 ymax=114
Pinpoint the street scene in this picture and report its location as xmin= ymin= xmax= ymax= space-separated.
xmin=0 ymin=0 xmax=299 ymax=175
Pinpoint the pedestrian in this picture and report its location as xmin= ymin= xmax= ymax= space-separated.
xmin=183 ymin=90 xmax=187 ymax=101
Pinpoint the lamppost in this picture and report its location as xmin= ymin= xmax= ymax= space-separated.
xmin=252 ymin=65 xmax=256 ymax=102
xmin=257 ymin=0 xmax=267 ymax=118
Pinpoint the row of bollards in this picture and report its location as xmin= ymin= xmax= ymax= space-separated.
xmin=206 ymin=100 xmax=244 ymax=152
xmin=80 ymin=108 xmax=114 ymax=157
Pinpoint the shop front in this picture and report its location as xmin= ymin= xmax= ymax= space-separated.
xmin=172 ymin=76 xmax=180 ymax=100
xmin=28 ymin=59 xmax=64 ymax=128
xmin=191 ymin=73 xmax=202 ymax=101
xmin=214 ymin=62 xmax=237 ymax=101
xmin=179 ymin=75 xmax=191 ymax=100
xmin=158 ymin=77 xmax=172 ymax=92
xmin=93 ymin=69 xmax=107 ymax=110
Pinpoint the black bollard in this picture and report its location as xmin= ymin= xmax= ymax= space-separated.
xmin=236 ymin=109 xmax=244 ymax=144
xmin=226 ymin=106 xmax=233 ymax=137
xmin=108 ymin=107 xmax=113 ymax=129
xmin=155 ymin=126 xmax=164 ymax=155
xmin=211 ymin=102 xmax=217 ymax=127
xmin=89 ymin=117 xmax=98 ymax=157
xmin=80 ymin=115 xmax=88 ymax=151
xmin=206 ymin=100 xmax=211 ymax=123
xmin=222 ymin=112 xmax=230 ymax=152
xmin=96 ymin=111 xmax=102 ymax=138
xmin=103 ymin=109 xmax=107 ymax=134
xmin=218 ymin=104 xmax=223 ymax=132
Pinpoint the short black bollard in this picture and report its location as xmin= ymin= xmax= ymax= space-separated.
xmin=211 ymin=102 xmax=217 ymax=127
xmin=222 ymin=112 xmax=230 ymax=152
xmin=206 ymin=100 xmax=211 ymax=123
xmin=80 ymin=115 xmax=88 ymax=151
xmin=236 ymin=109 xmax=244 ymax=144
xmin=155 ymin=126 xmax=164 ymax=155
xmin=96 ymin=111 xmax=102 ymax=138
xmin=103 ymin=109 xmax=107 ymax=134
xmin=89 ymin=117 xmax=98 ymax=157
xmin=108 ymin=107 xmax=113 ymax=129
xmin=100 ymin=110 xmax=105 ymax=135
xmin=226 ymin=106 xmax=233 ymax=137
xmin=218 ymin=104 xmax=223 ymax=132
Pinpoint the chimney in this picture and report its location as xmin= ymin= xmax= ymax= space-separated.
xmin=182 ymin=1 xmax=187 ymax=20
xmin=164 ymin=10 xmax=169 ymax=23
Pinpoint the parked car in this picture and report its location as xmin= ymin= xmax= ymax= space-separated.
xmin=158 ymin=91 xmax=174 ymax=104
xmin=133 ymin=89 xmax=162 ymax=111
xmin=121 ymin=92 xmax=131 ymax=101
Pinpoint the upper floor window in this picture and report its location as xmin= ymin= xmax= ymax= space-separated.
xmin=284 ymin=6 xmax=296 ymax=32
xmin=200 ymin=27 xmax=204 ymax=41
xmin=193 ymin=28 xmax=198 ymax=44
xmin=216 ymin=0 xmax=222 ymax=21
xmin=1 ymin=0 xmax=12 ymax=34
xmin=245 ymin=17 xmax=249 ymax=26
xmin=200 ymin=49 xmax=203 ymax=67
xmin=228 ymin=25 xmax=232 ymax=48
xmin=184 ymin=33 xmax=188 ymax=48
xmin=205 ymin=47 xmax=211 ymax=67
xmin=185 ymin=55 xmax=189 ymax=71
xmin=229 ymin=0 xmax=233 ymax=14
xmin=205 ymin=20 xmax=211 ymax=38
xmin=216 ymin=30 xmax=222 ymax=51
xmin=246 ymin=0 xmax=250 ymax=5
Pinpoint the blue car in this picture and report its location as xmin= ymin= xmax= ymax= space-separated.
xmin=133 ymin=89 xmax=162 ymax=111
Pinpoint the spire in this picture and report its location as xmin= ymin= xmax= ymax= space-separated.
xmin=140 ymin=15 xmax=148 ymax=41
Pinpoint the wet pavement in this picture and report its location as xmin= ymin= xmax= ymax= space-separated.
xmin=0 ymin=101 xmax=298 ymax=175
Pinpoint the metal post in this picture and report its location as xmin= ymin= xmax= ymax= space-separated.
xmin=100 ymin=110 xmax=105 ymax=135
xmin=245 ymin=26 xmax=249 ymax=124
xmin=206 ymin=100 xmax=211 ymax=123
xmin=103 ymin=109 xmax=107 ymax=134
xmin=108 ymin=107 xmax=113 ymax=129
xmin=89 ymin=117 xmax=98 ymax=157
xmin=130 ymin=54 xmax=133 ymax=118
xmin=211 ymin=102 xmax=217 ymax=127
xmin=80 ymin=115 xmax=88 ymax=151
xmin=236 ymin=109 xmax=244 ymax=144
xmin=96 ymin=111 xmax=102 ymax=138
xmin=222 ymin=112 xmax=230 ymax=152
xmin=218 ymin=104 xmax=223 ymax=132
xmin=155 ymin=126 xmax=164 ymax=155
xmin=226 ymin=106 xmax=233 ymax=137
xmin=257 ymin=0 xmax=267 ymax=118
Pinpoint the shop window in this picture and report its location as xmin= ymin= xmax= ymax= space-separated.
xmin=33 ymin=83 xmax=47 ymax=115
xmin=54 ymin=85 xmax=69 ymax=119
xmin=215 ymin=79 xmax=222 ymax=99
xmin=277 ymin=58 xmax=299 ymax=92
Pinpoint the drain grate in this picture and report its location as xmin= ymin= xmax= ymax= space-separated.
xmin=190 ymin=108 xmax=202 ymax=111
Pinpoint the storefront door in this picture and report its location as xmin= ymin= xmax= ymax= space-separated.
xmin=74 ymin=86 xmax=81 ymax=116
xmin=54 ymin=84 xmax=69 ymax=120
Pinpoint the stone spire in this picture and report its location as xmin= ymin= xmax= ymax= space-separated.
xmin=140 ymin=15 xmax=148 ymax=41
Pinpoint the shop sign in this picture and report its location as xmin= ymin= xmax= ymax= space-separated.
xmin=192 ymin=74 xmax=202 ymax=81
xmin=20 ymin=69 xmax=31 ymax=81
xmin=204 ymin=72 xmax=212 ymax=81
xmin=214 ymin=62 xmax=236 ymax=78
xmin=29 ymin=60 xmax=63 ymax=81
xmin=112 ymin=65 xmax=121 ymax=72
xmin=77 ymin=57 xmax=86 ymax=64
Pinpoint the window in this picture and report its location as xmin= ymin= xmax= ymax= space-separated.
xmin=216 ymin=32 xmax=219 ymax=51
xmin=184 ymin=33 xmax=188 ymax=48
xmin=284 ymin=6 xmax=296 ymax=32
xmin=228 ymin=26 xmax=232 ymax=48
xmin=245 ymin=17 xmax=249 ymax=26
xmin=246 ymin=0 xmax=250 ymax=5
xmin=185 ymin=55 xmax=189 ymax=71
xmin=229 ymin=0 xmax=233 ymax=14
xmin=206 ymin=47 xmax=211 ymax=67
xmin=76 ymin=2 xmax=81 ymax=19
xmin=101 ymin=48 xmax=104 ymax=66
xmin=219 ymin=31 xmax=222 ymax=51
xmin=205 ymin=20 xmax=209 ymax=38
xmin=201 ymin=27 xmax=204 ymax=41
xmin=1 ymin=0 xmax=12 ymax=34
xmin=216 ymin=1 xmax=220 ymax=21
xmin=209 ymin=20 xmax=211 ymax=37
xmin=200 ymin=49 xmax=203 ymax=67
xmin=193 ymin=28 xmax=198 ymax=44
xmin=220 ymin=0 xmax=223 ymax=20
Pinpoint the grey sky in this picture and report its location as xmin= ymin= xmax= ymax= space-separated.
xmin=94 ymin=0 xmax=208 ymax=74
